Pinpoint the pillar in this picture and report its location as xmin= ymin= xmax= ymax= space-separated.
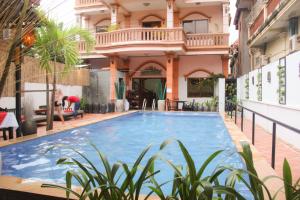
xmin=166 ymin=54 xmax=178 ymax=100
xmin=123 ymin=58 xmax=131 ymax=90
xmin=222 ymin=3 xmax=230 ymax=33
xmin=174 ymin=11 xmax=180 ymax=27
xmin=76 ymin=14 xmax=82 ymax=28
xmin=221 ymin=55 xmax=229 ymax=78
xmin=110 ymin=56 xmax=118 ymax=100
xmin=111 ymin=4 xmax=119 ymax=26
xmin=83 ymin=16 xmax=90 ymax=30
xmin=166 ymin=0 xmax=175 ymax=28
xmin=124 ymin=14 xmax=131 ymax=28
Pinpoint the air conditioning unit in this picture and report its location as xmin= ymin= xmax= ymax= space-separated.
xmin=289 ymin=35 xmax=300 ymax=52
xmin=260 ymin=55 xmax=269 ymax=66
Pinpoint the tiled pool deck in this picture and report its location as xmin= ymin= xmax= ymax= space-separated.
xmin=0 ymin=112 xmax=287 ymax=199
xmin=233 ymin=115 xmax=300 ymax=180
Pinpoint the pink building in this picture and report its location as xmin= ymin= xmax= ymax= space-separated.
xmin=76 ymin=0 xmax=230 ymax=107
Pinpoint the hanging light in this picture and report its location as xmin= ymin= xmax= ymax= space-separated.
xmin=22 ymin=30 xmax=36 ymax=47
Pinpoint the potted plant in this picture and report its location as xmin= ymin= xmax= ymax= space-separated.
xmin=80 ymin=97 xmax=87 ymax=112
xmin=204 ymin=100 xmax=211 ymax=112
xmin=115 ymin=80 xmax=125 ymax=112
xmin=21 ymin=100 xmax=37 ymax=136
xmin=210 ymin=97 xmax=218 ymax=112
xmin=156 ymin=81 xmax=166 ymax=111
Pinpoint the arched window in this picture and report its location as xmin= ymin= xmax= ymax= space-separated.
xmin=94 ymin=18 xmax=110 ymax=33
xmin=139 ymin=14 xmax=164 ymax=28
xmin=180 ymin=12 xmax=210 ymax=34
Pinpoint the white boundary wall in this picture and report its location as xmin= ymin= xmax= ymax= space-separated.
xmin=0 ymin=83 xmax=83 ymax=110
xmin=237 ymin=51 xmax=300 ymax=149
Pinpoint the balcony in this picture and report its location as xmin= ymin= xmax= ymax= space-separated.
xmin=79 ymin=28 xmax=229 ymax=54
xmin=75 ymin=0 xmax=103 ymax=8
xmin=267 ymin=0 xmax=280 ymax=16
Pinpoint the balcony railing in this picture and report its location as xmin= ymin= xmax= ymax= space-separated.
xmin=79 ymin=28 xmax=229 ymax=53
xmin=75 ymin=0 xmax=102 ymax=7
xmin=186 ymin=33 xmax=229 ymax=48
xmin=95 ymin=28 xmax=184 ymax=46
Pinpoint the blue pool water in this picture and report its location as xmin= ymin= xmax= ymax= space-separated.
xmin=0 ymin=112 xmax=251 ymax=197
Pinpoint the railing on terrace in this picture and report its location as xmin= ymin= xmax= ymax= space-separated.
xmin=95 ymin=28 xmax=184 ymax=46
xmin=225 ymin=100 xmax=300 ymax=169
xmin=186 ymin=33 xmax=229 ymax=47
xmin=78 ymin=28 xmax=229 ymax=52
xmin=75 ymin=0 xmax=102 ymax=7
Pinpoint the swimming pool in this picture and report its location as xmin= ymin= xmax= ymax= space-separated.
xmin=0 ymin=112 xmax=250 ymax=197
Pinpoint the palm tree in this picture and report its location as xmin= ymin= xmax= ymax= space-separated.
xmin=34 ymin=16 xmax=94 ymax=130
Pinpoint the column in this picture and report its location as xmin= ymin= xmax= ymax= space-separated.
xmin=221 ymin=55 xmax=229 ymax=78
xmin=166 ymin=0 xmax=175 ymax=28
xmin=222 ymin=3 xmax=230 ymax=33
xmin=83 ymin=16 xmax=90 ymax=30
xmin=110 ymin=56 xmax=118 ymax=100
xmin=124 ymin=14 xmax=131 ymax=28
xmin=173 ymin=57 xmax=179 ymax=100
xmin=76 ymin=14 xmax=82 ymax=28
xmin=111 ymin=4 xmax=119 ymax=26
xmin=123 ymin=58 xmax=131 ymax=89
xmin=166 ymin=54 xmax=176 ymax=100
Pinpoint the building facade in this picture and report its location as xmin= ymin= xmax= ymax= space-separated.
xmin=75 ymin=0 xmax=230 ymax=106
xmin=234 ymin=0 xmax=300 ymax=149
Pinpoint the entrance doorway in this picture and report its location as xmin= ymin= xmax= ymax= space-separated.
xmin=131 ymin=78 xmax=166 ymax=109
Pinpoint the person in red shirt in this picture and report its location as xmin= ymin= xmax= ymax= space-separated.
xmin=62 ymin=96 xmax=80 ymax=118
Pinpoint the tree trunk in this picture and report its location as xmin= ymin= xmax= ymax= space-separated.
xmin=49 ymin=59 xmax=57 ymax=130
xmin=46 ymin=72 xmax=51 ymax=131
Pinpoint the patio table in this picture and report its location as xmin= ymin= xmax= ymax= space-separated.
xmin=173 ymin=100 xmax=187 ymax=111
xmin=0 ymin=112 xmax=19 ymax=140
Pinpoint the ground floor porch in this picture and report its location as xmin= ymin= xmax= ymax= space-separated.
xmin=84 ymin=54 xmax=229 ymax=109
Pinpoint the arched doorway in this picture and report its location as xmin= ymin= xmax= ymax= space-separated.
xmin=129 ymin=61 xmax=166 ymax=109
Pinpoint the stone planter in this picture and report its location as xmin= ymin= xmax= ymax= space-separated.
xmin=157 ymin=100 xmax=165 ymax=111
xmin=115 ymin=99 xmax=124 ymax=112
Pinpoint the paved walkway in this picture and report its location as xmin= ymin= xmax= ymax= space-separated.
xmin=232 ymin=114 xmax=300 ymax=180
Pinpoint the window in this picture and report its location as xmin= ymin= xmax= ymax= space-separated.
xmin=96 ymin=25 xmax=108 ymax=33
xmin=183 ymin=19 xmax=208 ymax=34
xmin=187 ymin=78 xmax=214 ymax=97
xmin=289 ymin=17 xmax=298 ymax=36
xmin=142 ymin=21 xmax=162 ymax=28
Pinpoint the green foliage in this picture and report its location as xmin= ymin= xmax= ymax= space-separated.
xmin=277 ymin=65 xmax=286 ymax=104
xmin=245 ymin=76 xmax=249 ymax=99
xmin=256 ymin=72 xmax=262 ymax=101
xmin=34 ymin=15 xmax=95 ymax=73
xmin=107 ymin=24 xmax=119 ymax=32
xmin=80 ymin=97 xmax=87 ymax=110
xmin=115 ymin=80 xmax=125 ymax=100
xmin=41 ymin=141 xmax=300 ymax=200
xmin=282 ymin=159 xmax=300 ymax=200
xmin=156 ymin=81 xmax=166 ymax=100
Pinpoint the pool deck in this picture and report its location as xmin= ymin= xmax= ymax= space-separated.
xmin=0 ymin=111 xmax=285 ymax=199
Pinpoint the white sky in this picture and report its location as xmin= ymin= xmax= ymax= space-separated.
xmin=40 ymin=0 xmax=238 ymax=44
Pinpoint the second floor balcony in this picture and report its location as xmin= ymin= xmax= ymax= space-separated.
xmin=79 ymin=28 xmax=229 ymax=55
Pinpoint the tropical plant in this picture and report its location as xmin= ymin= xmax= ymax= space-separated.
xmin=245 ymin=76 xmax=249 ymax=99
xmin=256 ymin=72 xmax=262 ymax=101
xmin=34 ymin=15 xmax=94 ymax=130
xmin=80 ymin=97 xmax=88 ymax=110
xmin=277 ymin=65 xmax=286 ymax=104
xmin=114 ymin=80 xmax=125 ymax=100
xmin=146 ymin=140 xmax=246 ymax=200
xmin=156 ymin=81 xmax=166 ymax=100
xmin=42 ymin=143 xmax=159 ymax=200
xmin=107 ymin=24 xmax=119 ymax=32
xmin=282 ymin=159 xmax=300 ymax=200
xmin=210 ymin=97 xmax=218 ymax=111
xmin=41 ymin=140 xmax=300 ymax=200
xmin=204 ymin=100 xmax=211 ymax=111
